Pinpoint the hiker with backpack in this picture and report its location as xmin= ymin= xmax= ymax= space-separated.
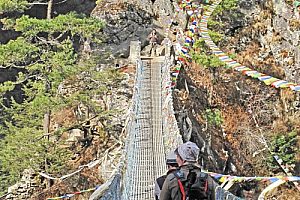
xmin=160 ymin=142 xmax=215 ymax=200
xmin=155 ymin=151 xmax=179 ymax=200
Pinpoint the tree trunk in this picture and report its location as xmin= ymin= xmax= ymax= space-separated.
xmin=43 ymin=112 xmax=51 ymax=134
xmin=43 ymin=111 xmax=51 ymax=188
xmin=47 ymin=0 xmax=53 ymax=19
xmin=43 ymin=76 xmax=52 ymax=188
xmin=43 ymin=0 xmax=53 ymax=188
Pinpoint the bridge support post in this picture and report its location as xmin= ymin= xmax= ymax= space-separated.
xmin=129 ymin=41 xmax=141 ymax=64
xmin=163 ymin=38 xmax=172 ymax=59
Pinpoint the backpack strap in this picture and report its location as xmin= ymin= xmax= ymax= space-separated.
xmin=177 ymin=178 xmax=186 ymax=200
xmin=173 ymin=171 xmax=186 ymax=200
xmin=205 ymin=177 xmax=208 ymax=193
xmin=199 ymin=172 xmax=208 ymax=193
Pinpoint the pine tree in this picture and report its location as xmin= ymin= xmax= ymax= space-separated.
xmin=0 ymin=0 xmax=119 ymax=194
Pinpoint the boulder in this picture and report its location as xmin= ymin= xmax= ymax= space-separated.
xmin=67 ymin=128 xmax=84 ymax=142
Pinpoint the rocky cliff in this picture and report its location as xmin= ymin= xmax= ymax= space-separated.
xmin=220 ymin=0 xmax=300 ymax=82
xmin=174 ymin=0 xmax=299 ymax=198
xmin=91 ymin=0 xmax=176 ymax=58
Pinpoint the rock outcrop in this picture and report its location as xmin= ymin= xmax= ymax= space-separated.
xmin=221 ymin=0 xmax=300 ymax=82
xmin=173 ymin=1 xmax=299 ymax=197
xmin=6 ymin=169 xmax=39 ymax=200
xmin=91 ymin=0 xmax=175 ymax=58
xmin=92 ymin=1 xmax=153 ymax=58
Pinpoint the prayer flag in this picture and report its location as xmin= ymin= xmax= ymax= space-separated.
xmin=271 ymin=80 xmax=288 ymax=88
xmin=185 ymin=37 xmax=193 ymax=43
xmin=258 ymin=75 xmax=272 ymax=81
xmin=291 ymin=85 xmax=300 ymax=91
xmin=263 ymin=77 xmax=279 ymax=85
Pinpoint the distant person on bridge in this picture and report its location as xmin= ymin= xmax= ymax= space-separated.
xmin=148 ymin=29 xmax=159 ymax=57
xmin=160 ymin=142 xmax=215 ymax=200
xmin=155 ymin=151 xmax=179 ymax=200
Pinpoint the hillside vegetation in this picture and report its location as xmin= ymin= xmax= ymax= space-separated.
xmin=0 ymin=0 xmax=126 ymax=197
xmin=174 ymin=0 xmax=299 ymax=198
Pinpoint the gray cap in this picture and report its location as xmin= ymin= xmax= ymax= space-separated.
xmin=166 ymin=151 xmax=177 ymax=164
xmin=175 ymin=141 xmax=199 ymax=162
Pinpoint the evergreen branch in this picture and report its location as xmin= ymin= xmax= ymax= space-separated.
xmin=54 ymin=32 xmax=67 ymax=41
xmin=0 ymin=101 xmax=9 ymax=110
xmin=0 ymin=60 xmax=41 ymax=69
xmin=28 ymin=0 xmax=69 ymax=6
xmin=34 ymin=133 xmax=52 ymax=142
xmin=33 ymin=114 xmax=99 ymax=142
xmin=0 ymin=64 xmax=23 ymax=69
xmin=36 ymin=36 xmax=62 ymax=46
xmin=28 ymin=2 xmax=48 ymax=5
xmin=15 ymin=75 xmax=37 ymax=84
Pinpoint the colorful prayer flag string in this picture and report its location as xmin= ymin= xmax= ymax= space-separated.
xmin=199 ymin=0 xmax=300 ymax=92
xmin=160 ymin=0 xmax=300 ymax=90
xmin=207 ymin=172 xmax=300 ymax=183
xmin=169 ymin=0 xmax=205 ymax=88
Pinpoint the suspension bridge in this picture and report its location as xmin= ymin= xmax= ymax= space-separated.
xmin=88 ymin=0 xmax=300 ymax=199
xmin=89 ymin=41 xmax=241 ymax=200
xmin=46 ymin=0 xmax=300 ymax=199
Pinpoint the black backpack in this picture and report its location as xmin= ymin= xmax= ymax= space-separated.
xmin=173 ymin=167 xmax=211 ymax=200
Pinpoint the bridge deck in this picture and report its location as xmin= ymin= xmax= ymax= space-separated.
xmin=125 ymin=57 xmax=166 ymax=200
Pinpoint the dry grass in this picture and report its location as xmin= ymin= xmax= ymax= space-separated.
xmin=272 ymin=119 xmax=290 ymax=133
xmin=266 ymin=185 xmax=300 ymax=200
xmin=222 ymin=106 xmax=250 ymax=135
xmin=189 ymin=61 xmax=213 ymax=88
xmin=280 ymin=88 xmax=297 ymax=102
xmin=32 ymin=137 xmax=106 ymax=200
xmin=279 ymin=49 xmax=290 ymax=59
xmin=51 ymin=107 xmax=78 ymax=129
xmin=270 ymin=31 xmax=283 ymax=43
xmin=236 ymin=42 xmax=286 ymax=79
xmin=92 ymin=0 xmax=129 ymax=15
